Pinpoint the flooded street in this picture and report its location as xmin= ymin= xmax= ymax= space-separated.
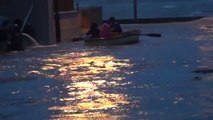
xmin=0 ymin=18 xmax=213 ymax=120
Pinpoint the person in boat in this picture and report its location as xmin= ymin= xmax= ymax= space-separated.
xmin=87 ymin=23 xmax=100 ymax=38
xmin=7 ymin=19 xmax=24 ymax=51
xmin=100 ymin=21 xmax=112 ymax=39
xmin=108 ymin=17 xmax=122 ymax=33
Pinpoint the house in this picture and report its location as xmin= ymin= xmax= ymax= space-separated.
xmin=0 ymin=0 xmax=79 ymax=45
xmin=0 ymin=0 xmax=102 ymax=46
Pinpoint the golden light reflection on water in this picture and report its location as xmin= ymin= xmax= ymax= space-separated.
xmin=32 ymin=52 xmax=133 ymax=119
xmin=195 ymin=25 xmax=213 ymax=42
xmin=196 ymin=25 xmax=213 ymax=58
xmin=194 ymin=24 xmax=213 ymax=80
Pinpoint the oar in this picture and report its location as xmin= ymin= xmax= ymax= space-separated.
xmin=21 ymin=3 xmax=34 ymax=32
xmin=72 ymin=36 xmax=89 ymax=42
xmin=140 ymin=33 xmax=161 ymax=37
xmin=128 ymin=33 xmax=161 ymax=37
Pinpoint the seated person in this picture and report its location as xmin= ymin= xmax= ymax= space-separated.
xmin=108 ymin=17 xmax=122 ymax=33
xmin=87 ymin=23 xmax=100 ymax=38
xmin=100 ymin=21 xmax=111 ymax=39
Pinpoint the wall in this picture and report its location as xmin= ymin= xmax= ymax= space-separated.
xmin=57 ymin=0 xmax=74 ymax=11
xmin=79 ymin=7 xmax=102 ymax=28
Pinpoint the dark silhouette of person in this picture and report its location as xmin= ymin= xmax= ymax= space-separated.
xmin=100 ymin=21 xmax=112 ymax=39
xmin=87 ymin=23 xmax=100 ymax=38
xmin=13 ymin=19 xmax=35 ymax=37
xmin=7 ymin=19 xmax=24 ymax=51
xmin=108 ymin=17 xmax=122 ymax=33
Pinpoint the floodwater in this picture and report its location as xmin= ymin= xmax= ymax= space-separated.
xmin=0 ymin=18 xmax=213 ymax=120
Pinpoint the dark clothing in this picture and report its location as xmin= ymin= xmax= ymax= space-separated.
xmin=87 ymin=28 xmax=100 ymax=38
xmin=110 ymin=22 xmax=122 ymax=33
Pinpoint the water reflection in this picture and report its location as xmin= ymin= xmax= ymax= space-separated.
xmin=195 ymin=25 xmax=213 ymax=43
xmin=36 ymin=52 xmax=133 ymax=119
xmin=194 ymin=24 xmax=213 ymax=80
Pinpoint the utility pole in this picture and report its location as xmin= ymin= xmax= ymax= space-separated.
xmin=133 ymin=0 xmax=138 ymax=23
xmin=53 ymin=0 xmax=61 ymax=43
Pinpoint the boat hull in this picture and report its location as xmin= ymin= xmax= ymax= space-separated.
xmin=84 ymin=30 xmax=140 ymax=46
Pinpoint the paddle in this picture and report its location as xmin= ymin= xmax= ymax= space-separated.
xmin=126 ymin=33 xmax=161 ymax=37
xmin=71 ymin=36 xmax=87 ymax=42
xmin=21 ymin=4 xmax=34 ymax=32
xmin=138 ymin=33 xmax=161 ymax=37
xmin=124 ymin=30 xmax=161 ymax=37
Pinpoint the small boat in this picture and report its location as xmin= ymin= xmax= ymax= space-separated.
xmin=84 ymin=30 xmax=140 ymax=46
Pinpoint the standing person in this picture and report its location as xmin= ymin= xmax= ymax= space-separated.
xmin=108 ymin=17 xmax=122 ymax=33
xmin=87 ymin=23 xmax=100 ymax=38
xmin=100 ymin=21 xmax=111 ymax=39
xmin=7 ymin=19 xmax=24 ymax=51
